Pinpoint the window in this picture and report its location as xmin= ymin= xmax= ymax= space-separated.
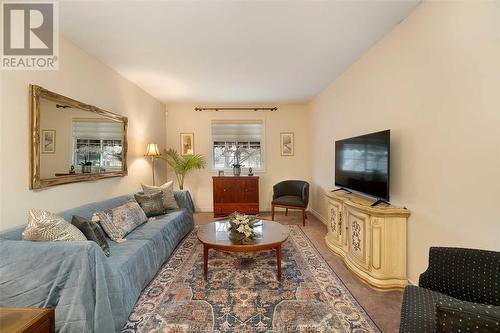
xmin=72 ymin=119 xmax=123 ymax=170
xmin=211 ymin=120 xmax=264 ymax=169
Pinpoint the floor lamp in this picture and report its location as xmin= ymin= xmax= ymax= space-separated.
xmin=145 ymin=143 xmax=161 ymax=185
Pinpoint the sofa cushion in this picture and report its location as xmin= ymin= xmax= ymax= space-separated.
xmin=272 ymin=195 xmax=306 ymax=207
xmin=93 ymin=201 xmax=147 ymax=242
xmin=142 ymin=181 xmax=179 ymax=210
xmin=22 ymin=209 xmax=86 ymax=242
xmin=106 ymin=240 xmax=158 ymax=295
xmin=127 ymin=209 xmax=186 ymax=240
xmin=72 ymin=215 xmax=110 ymax=256
xmin=105 ymin=209 xmax=194 ymax=312
xmin=400 ymin=285 xmax=459 ymax=333
xmin=134 ymin=191 xmax=165 ymax=217
xmin=127 ymin=209 xmax=191 ymax=262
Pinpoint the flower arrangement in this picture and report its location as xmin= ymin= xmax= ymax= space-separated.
xmin=75 ymin=145 xmax=102 ymax=173
xmin=228 ymin=212 xmax=261 ymax=244
xmin=232 ymin=146 xmax=244 ymax=176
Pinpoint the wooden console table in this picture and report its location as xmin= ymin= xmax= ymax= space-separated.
xmin=213 ymin=176 xmax=259 ymax=217
xmin=324 ymin=190 xmax=410 ymax=289
xmin=0 ymin=308 xmax=55 ymax=333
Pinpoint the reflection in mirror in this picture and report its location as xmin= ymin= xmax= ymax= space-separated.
xmin=31 ymin=85 xmax=128 ymax=189
xmin=39 ymin=98 xmax=124 ymax=178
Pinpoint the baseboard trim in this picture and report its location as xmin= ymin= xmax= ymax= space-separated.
xmin=195 ymin=208 xmax=273 ymax=213
xmin=407 ymin=279 xmax=417 ymax=286
xmin=195 ymin=207 xmax=331 ymax=227
xmin=310 ymin=208 xmax=327 ymax=225
xmin=195 ymin=207 xmax=212 ymax=213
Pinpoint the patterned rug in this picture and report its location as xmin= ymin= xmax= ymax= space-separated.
xmin=122 ymin=226 xmax=380 ymax=333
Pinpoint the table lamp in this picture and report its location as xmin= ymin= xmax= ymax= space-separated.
xmin=145 ymin=143 xmax=161 ymax=185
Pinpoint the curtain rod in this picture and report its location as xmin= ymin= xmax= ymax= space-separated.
xmin=194 ymin=107 xmax=278 ymax=112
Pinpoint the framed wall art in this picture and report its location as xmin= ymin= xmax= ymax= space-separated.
xmin=280 ymin=132 xmax=294 ymax=156
xmin=180 ymin=133 xmax=194 ymax=156
xmin=41 ymin=130 xmax=56 ymax=154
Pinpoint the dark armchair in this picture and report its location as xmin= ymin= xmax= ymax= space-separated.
xmin=399 ymin=247 xmax=500 ymax=333
xmin=271 ymin=180 xmax=309 ymax=226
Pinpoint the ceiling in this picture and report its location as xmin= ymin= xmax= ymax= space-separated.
xmin=60 ymin=1 xmax=420 ymax=104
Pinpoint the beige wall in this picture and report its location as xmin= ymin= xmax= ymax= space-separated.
xmin=0 ymin=36 xmax=166 ymax=229
xmin=1 ymin=1 xmax=498 ymax=285
xmin=164 ymin=104 xmax=310 ymax=211
xmin=308 ymin=1 xmax=500 ymax=283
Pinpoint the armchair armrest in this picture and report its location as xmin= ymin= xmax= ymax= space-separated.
xmin=272 ymin=182 xmax=287 ymax=199
xmin=301 ymin=182 xmax=309 ymax=207
xmin=419 ymin=247 xmax=500 ymax=304
xmin=174 ymin=190 xmax=195 ymax=214
xmin=436 ymin=301 xmax=500 ymax=333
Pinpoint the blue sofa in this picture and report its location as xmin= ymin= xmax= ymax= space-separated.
xmin=0 ymin=190 xmax=195 ymax=333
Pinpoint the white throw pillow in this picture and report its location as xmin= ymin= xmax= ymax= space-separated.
xmin=142 ymin=181 xmax=179 ymax=210
xmin=22 ymin=209 xmax=86 ymax=241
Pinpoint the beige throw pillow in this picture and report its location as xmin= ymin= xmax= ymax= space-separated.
xmin=22 ymin=209 xmax=86 ymax=241
xmin=142 ymin=181 xmax=179 ymax=210
xmin=92 ymin=200 xmax=147 ymax=243
xmin=134 ymin=192 xmax=165 ymax=217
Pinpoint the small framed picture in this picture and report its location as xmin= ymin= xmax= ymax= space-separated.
xmin=180 ymin=133 xmax=194 ymax=156
xmin=218 ymin=170 xmax=224 ymax=176
xmin=41 ymin=130 xmax=56 ymax=154
xmin=280 ymin=132 xmax=294 ymax=156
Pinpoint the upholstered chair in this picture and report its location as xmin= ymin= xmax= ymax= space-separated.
xmin=271 ymin=180 xmax=309 ymax=226
xmin=399 ymin=247 xmax=500 ymax=333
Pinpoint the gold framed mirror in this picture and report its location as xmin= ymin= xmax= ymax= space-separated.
xmin=30 ymin=85 xmax=128 ymax=189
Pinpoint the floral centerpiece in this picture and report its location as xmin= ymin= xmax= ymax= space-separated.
xmin=228 ymin=212 xmax=261 ymax=244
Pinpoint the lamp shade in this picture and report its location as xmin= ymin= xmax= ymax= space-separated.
xmin=145 ymin=143 xmax=161 ymax=157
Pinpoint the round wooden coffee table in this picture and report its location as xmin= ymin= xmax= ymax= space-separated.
xmin=197 ymin=220 xmax=289 ymax=280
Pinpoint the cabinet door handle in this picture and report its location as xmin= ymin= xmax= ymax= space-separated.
xmin=223 ymin=189 xmax=227 ymax=192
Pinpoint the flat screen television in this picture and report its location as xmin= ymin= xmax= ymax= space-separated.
xmin=335 ymin=130 xmax=390 ymax=201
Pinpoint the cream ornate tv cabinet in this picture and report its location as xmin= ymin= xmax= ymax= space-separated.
xmin=324 ymin=190 xmax=410 ymax=289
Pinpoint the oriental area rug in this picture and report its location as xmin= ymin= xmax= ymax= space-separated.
xmin=122 ymin=226 xmax=380 ymax=333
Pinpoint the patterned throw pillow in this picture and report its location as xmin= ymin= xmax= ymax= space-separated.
xmin=22 ymin=209 xmax=86 ymax=241
xmin=134 ymin=192 xmax=165 ymax=217
xmin=72 ymin=215 xmax=110 ymax=257
xmin=92 ymin=200 xmax=147 ymax=243
xmin=142 ymin=181 xmax=179 ymax=210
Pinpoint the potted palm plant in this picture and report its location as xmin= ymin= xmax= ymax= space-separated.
xmin=158 ymin=148 xmax=206 ymax=190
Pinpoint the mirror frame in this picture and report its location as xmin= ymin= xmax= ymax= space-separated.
xmin=30 ymin=84 xmax=128 ymax=189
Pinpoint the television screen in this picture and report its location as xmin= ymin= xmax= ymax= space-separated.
xmin=335 ymin=130 xmax=390 ymax=201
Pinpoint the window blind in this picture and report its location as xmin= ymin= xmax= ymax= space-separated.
xmin=72 ymin=119 xmax=122 ymax=140
xmin=211 ymin=120 xmax=263 ymax=142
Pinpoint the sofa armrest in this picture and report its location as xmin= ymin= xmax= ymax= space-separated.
xmin=0 ymin=239 xmax=117 ymax=332
xmin=174 ymin=190 xmax=195 ymax=214
xmin=0 ymin=239 xmax=106 ymax=301
xmin=436 ymin=301 xmax=500 ymax=333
